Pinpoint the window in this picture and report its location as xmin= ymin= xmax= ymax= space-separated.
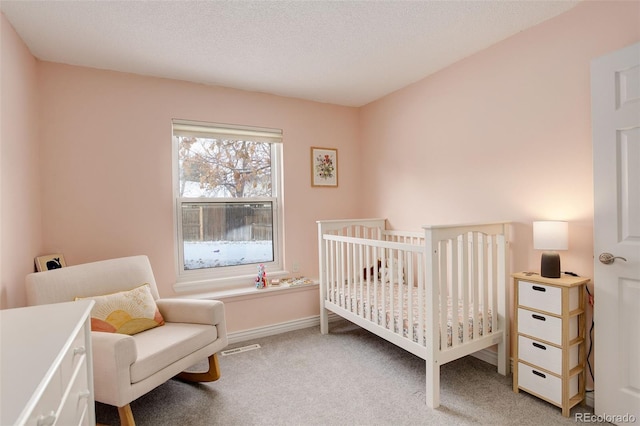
xmin=173 ymin=120 xmax=283 ymax=290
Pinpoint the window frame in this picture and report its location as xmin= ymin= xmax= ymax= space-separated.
xmin=172 ymin=120 xmax=285 ymax=292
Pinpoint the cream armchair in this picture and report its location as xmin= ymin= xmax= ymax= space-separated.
xmin=25 ymin=255 xmax=228 ymax=426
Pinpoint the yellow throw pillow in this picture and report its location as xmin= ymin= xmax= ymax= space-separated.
xmin=76 ymin=283 xmax=165 ymax=335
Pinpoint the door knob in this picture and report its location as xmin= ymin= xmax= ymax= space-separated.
xmin=599 ymin=253 xmax=627 ymax=264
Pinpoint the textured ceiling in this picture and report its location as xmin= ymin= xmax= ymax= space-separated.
xmin=1 ymin=1 xmax=580 ymax=107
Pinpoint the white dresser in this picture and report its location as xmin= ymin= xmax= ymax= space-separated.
xmin=512 ymin=272 xmax=589 ymax=417
xmin=0 ymin=300 xmax=95 ymax=425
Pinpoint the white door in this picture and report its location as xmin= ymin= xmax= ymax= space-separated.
xmin=591 ymin=41 xmax=640 ymax=423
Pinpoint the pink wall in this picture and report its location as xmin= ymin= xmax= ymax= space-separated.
xmin=359 ymin=1 xmax=640 ymax=280
xmin=0 ymin=14 xmax=43 ymax=308
xmin=35 ymin=62 xmax=361 ymax=331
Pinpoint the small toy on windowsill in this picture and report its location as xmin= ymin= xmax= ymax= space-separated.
xmin=269 ymin=276 xmax=313 ymax=287
xmin=255 ymin=264 xmax=267 ymax=289
xmin=287 ymin=276 xmax=313 ymax=287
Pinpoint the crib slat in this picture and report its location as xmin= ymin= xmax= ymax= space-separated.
xmin=450 ymin=238 xmax=459 ymax=349
xmin=365 ymin=244 xmax=371 ymax=321
xmin=373 ymin=245 xmax=379 ymax=326
xmin=388 ymin=248 xmax=394 ymax=332
xmin=491 ymin=236 xmax=498 ymax=336
xmin=483 ymin=235 xmax=491 ymax=338
xmin=350 ymin=241 xmax=355 ymax=313
xmin=332 ymin=239 xmax=336 ymax=304
xmin=344 ymin=241 xmax=349 ymax=308
xmin=465 ymin=233 xmax=480 ymax=339
xmin=345 ymin=241 xmax=350 ymax=312
xmin=407 ymin=251 xmax=414 ymax=342
xmin=472 ymin=233 xmax=481 ymax=340
xmin=380 ymin=245 xmax=385 ymax=327
xmin=497 ymin=233 xmax=508 ymax=375
xmin=340 ymin=240 xmax=345 ymax=308
xmin=439 ymin=240 xmax=448 ymax=350
xmin=339 ymin=239 xmax=343 ymax=305
xmin=461 ymin=233 xmax=470 ymax=344
xmin=398 ymin=250 xmax=402 ymax=335
xmin=329 ymin=239 xmax=335 ymax=303
xmin=335 ymin=239 xmax=341 ymax=304
xmin=440 ymin=241 xmax=458 ymax=347
xmin=351 ymin=241 xmax=356 ymax=313
xmin=358 ymin=243 xmax=363 ymax=317
xmin=417 ymin=253 xmax=425 ymax=345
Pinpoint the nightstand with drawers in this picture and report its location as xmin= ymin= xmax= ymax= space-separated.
xmin=512 ymin=272 xmax=589 ymax=417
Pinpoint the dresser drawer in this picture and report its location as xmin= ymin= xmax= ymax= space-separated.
xmin=25 ymin=369 xmax=62 ymax=426
xmin=77 ymin=399 xmax=91 ymax=426
xmin=57 ymin=357 xmax=90 ymax=426
xmin=59 ymin=324 xmax=88 ymax=387
xmin=518 ymin=362 xmax=578 ymax=405
xmin=518 ymin=308 xmax=578 ymax=345
xmin=518 ymin=308 xmax=561 ymax=344
xmin=518 ymin=336 xmax=579 ymax=375
xmin=518 ymin=280 xmax=561 ymax=314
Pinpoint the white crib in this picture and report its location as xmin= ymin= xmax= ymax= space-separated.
xmin=317 ymin=218 xmax=510 ymax=408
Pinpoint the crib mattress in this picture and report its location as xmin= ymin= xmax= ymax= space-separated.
xmin=330 ymin=283 xmax=492 ymax=347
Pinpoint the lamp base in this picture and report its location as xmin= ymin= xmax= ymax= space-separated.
xmin=541 ymin=252 xmax=561 ymax=278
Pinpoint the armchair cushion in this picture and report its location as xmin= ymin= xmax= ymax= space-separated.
xmin=75 ymin=283 xmax=165 ymax=335
xmin=129 ymin=322 xmax=218 ymax=383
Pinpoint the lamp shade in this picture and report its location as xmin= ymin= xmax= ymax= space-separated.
xmin=533 ymin=221 xmax=568 ymax=250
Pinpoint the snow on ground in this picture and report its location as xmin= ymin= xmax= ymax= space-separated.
xmin=184 ymin=241 xmax=273 ymax=270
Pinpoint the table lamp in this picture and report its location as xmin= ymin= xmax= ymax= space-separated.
xmin=533 ymin=221 xmax=568 ymax=278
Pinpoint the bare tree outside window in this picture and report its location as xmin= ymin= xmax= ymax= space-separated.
xmin=178 ymin=137 xmax=272 ymax=198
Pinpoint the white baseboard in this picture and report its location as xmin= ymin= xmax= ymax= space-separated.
xmin=471 ymin=347 xmax=498 ymax=366
xmin=228 ymin=313 xmax=341 ymax=344
xmin=586 ymin=391 xmax=594 ymax=408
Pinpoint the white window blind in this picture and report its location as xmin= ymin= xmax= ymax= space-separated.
xmin=172 ymin=120 xmax=283 ymax=143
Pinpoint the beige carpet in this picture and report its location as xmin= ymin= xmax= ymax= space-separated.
xmin=95 ymin=320 xmax=606 ymax=425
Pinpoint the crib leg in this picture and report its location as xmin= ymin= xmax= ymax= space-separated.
xmin=497 ymin=338 xmax=509 ymax=376
xmin=320 ymin=307 xmax=329 ymax=334
xmin=426 ymin=360 xmax=440 ymax=408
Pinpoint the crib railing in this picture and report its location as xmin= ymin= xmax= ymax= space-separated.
xmin=318 ymin=219 xmax=508 ymax=357
xmin=428 ymin=232 xmax=506 ymax=363
xmin=321 ymin=232 xmax=427 ymax=342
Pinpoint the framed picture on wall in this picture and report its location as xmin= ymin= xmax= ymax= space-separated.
xmin=311 ymin=147 xmax=338 ymax=187
xmin=35 ymin=254 xmax=66 ymax=272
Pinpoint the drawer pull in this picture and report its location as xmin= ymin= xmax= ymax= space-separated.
xmin=74 ymin=346 xmax=86 ymax=356
xmin=532 ymin=285 xmax=546 ymax=292
xmin=532 ymin=342 xmax=547 ymax=350
xmin=79 ymin=389 xmax=91 ymax=400
xmin=531 ymin=314 xmax=546 ymax=321
xmin=37 ymin=411 xmax=56 ymax=426
xmin=532 ymin=370 xmax=546 ymax=379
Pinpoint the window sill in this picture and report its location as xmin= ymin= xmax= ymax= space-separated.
xmin=174 ymin=279 xmax=318 ymax=302
xmin=173 ymin=269 xmax=292 ymax=293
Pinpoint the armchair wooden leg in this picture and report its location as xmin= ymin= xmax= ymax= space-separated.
xmin=177 ymin=353 xmax=221 ymax=382
xmin=117 ymin=404 xmax=135 ymax=426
